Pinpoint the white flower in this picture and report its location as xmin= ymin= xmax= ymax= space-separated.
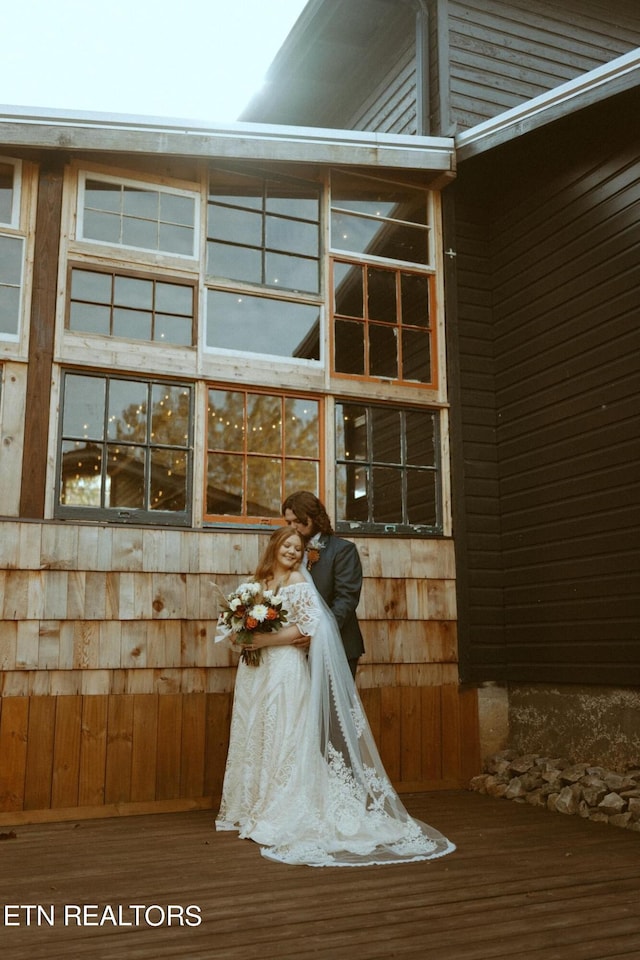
xmin=229 ymin=597 xmax=242 ymax=611
xmin=251 ymin=604 xmax=269 ymax=622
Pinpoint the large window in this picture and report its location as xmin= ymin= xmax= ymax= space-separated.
xmin=335 ymin=402 xmax=440 ymax=534
xmin=78 ymin=173 xmax=199 ymax=258
xmin=206 ymin=387 xmax=321 ymax=522
xmin=68 ymin=266 xmax=195 ymax=345
xmin=57 ymin=372 xmax=193 ymax=525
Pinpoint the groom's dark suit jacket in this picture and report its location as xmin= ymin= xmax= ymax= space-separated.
xmin=309 ymin=534 xmax=365 ymax=662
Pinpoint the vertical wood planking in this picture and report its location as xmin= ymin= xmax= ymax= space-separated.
xmin=379 ymin=686 xmax=402 ymax=782
xmin=0 ymin=697 xmax=29 ymax=810
xmin=23 ymin=696 xmax=56 ymax=810
xmin=420 ymin=685 xmax=443 ymax=781
xmin=180 ymin=693 xmax=206 ymax=799
xmin=78 ymin=695 xmax=108 ymax=807
xmin=156 ymin=694 xmax=183 ymax=800
xmin=441 ymin=684 xmax=462 ymax=781
xmin=104 ymin=695 xmax=134 ymax=804
xmin=51 ymin=695 xmax=82 ymax=808
xmin=203 ymin=692 xmax=232 ymax=801
xmin=130 ymin=695 xmax=159 ymax=802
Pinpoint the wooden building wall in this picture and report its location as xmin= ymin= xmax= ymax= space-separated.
xmin=0 ymin=520 xmax=479 ymax=824
xmin=450 ymin=88 xmax=640 ymax=684
xmin=447 ymin=0 xmax=640 ymax=131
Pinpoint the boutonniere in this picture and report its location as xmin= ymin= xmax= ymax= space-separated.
xmin=306 ymin=535 xmax=325 ymax=571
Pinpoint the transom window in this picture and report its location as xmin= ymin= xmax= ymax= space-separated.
xmin=331 ymin=171 xmax=430 ymax=266
xmin=0 ymin=159 xmax=20 ymax=227
xmin=68 ymin=266 xmax=195 ymax=345
xmin=206 ymin=387 xmax=321 ymax=523
xmin=0 ymin=234 xmax=24 ymax=338
xmin=207 ymin=169 xmax=320 ymax=294
xmin=78 ymin=173 xmax=198 ymax=258
xmin=57 ymin=372 xmax=193 ymax=525
xmin=333 ymin=259 xmax=434 ymax=384
xmin=206 ymin=289 xmax=320 ymax=361
xmin=335 ymin=401 xmax=440 ymax=534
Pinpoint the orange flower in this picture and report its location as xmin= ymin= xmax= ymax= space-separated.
xmin=265 ymin=607 xmax=278 ymax=621
xmin=245 ymin=616 xmax=258 ymax=630
xmin=307 ymin=547 xmax=321 ymax=570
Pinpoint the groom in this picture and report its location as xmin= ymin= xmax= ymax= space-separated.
xmin=282 ymin=491 xmax=364 ymax=678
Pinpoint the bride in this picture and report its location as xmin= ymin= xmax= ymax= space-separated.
xmin=215 ymin=525 xmax=455 ymax=867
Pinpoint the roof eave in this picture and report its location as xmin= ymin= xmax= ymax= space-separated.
xmin=0 ymin=106 xmax=455 ymax=179
xmin=456 ymin=48 xmax=640 ymax=162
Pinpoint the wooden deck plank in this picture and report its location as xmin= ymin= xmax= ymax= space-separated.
xmin=1 ymin=792 xmax=639 ymax=959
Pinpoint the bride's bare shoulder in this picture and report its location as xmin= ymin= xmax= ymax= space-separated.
xmin=287 ymin=571 xmax=306 ymax=586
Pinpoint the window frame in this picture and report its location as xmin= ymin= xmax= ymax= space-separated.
xmin=55 ymin=369 xmax=195 ymax=527
xmin=334 ymin=399 xmax=442 ymax=536
xmin=76 ymin=170 xmax=200 ymax=261
xmin=0 ymin=157 xmax=21 ymax=228
xmin=204 ymin=383 xmax=325 ymax=527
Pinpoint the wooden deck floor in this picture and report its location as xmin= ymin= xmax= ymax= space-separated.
xmin=2 ymin=791 xmax=640 ymax=960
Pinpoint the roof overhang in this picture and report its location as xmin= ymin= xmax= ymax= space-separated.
xmin=456 ymin=48 xmax=640 ymax=161
xmin=0 ymin=106 xmax=455 ymax=183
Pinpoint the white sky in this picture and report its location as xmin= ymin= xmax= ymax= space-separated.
xmin=1 ymin=0 xmax=308 ymax=123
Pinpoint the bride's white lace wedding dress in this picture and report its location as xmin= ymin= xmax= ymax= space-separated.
xmin=216 ymin=580 xmax=455 ymax=867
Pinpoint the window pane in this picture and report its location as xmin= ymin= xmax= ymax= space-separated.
xmin=158 ymin=223 xmax=195 ymax=256
xmin=402 ymin=328 xmax=431 ymax=383
xmin=336 ymin=463 xmax=368 ymax=522
xmin=71 ymin=269 xmax=112 ymax=303
xmin=156 ymin=282 xmax=192 ymax=315
xmin=85 ymin=180 xmax=121 ymax=213
xmin=334 ymin=319 xmax=364 ymax=375
xmin=265 ymin=251 xmax=318 ymax=293
xmin=151 ymin=384 xmax=190 ymax=447
xmin=332 ymin=174 xmax=428 ymax=225
xmin=334 ymin=261 xmax=363 ymax=318
xmin=284 ymin=397 xmax=319 ymax=459
xmin=122 ymin=216 xmax=158 ymax=249
xmin=336 ymin=404 xmax=367 ymax=461
xmin=150 ymin=449 xmax=187 ymax=511
xmin=401 ymin=272 xmax=430 ymax=327
xmin=371 ymin=407 xmax=401 ymax=464
xmin=209 ymin=204 xmax=262 ymax=245
xmin=0 ymin=234 xmax=23 ymax=283
xmin=284 ymin=458 xmax=318 ymax=495
xmin=113 ymin=307 xmax=152 ymax=340
xmin=107 ymin=444 xmax=145 ymax=508
xmin=114 ymin=276 xmax=153 ymax=309
xmin=265 ymin=187 xmax=319 ymax=221
xmin=123 ymin=187 xmax=159 ymax=219
xmin=247 ymin=456 xmax=281 ymax=516
xmin=155 ymin=313 xmax=192 ymax=345
xmin=367 ymin=267 xmax=396 ymax=322
xmin=108 ymin=380 xmax=147 ymax=442
xmin=207 ymin=290 xmax=320 ymax=361
xmin=372 ymin=466 xmax=402 ymax=523
xmin=208 ymin=389 xmax=245 ymax=452
xmin=83 ymin=210 xmax=121 ymax=244
xmin=69 ymin=302 xmax=111 ymax=335
xmin=266 ymin=216 xmax=317 ymax=256
xmin=160 ymin=192 xmax=195 ymax=227
xmin=207 ymin=241 xmax=262 ymax=284
xmin=207 ymin=453 xmax=243 ymax=515
xmin=246 ymin=393 xmax=282 ymax=455
xmin=369 ymin=324 xmax=397 ymax=378
xmin=406 ymin=409 xmax=435 ymax=465
xmin=61 ymin=441 xmax=103 ymax=506
xmin=0 ymin=162 xmax=14 ymax=224
xmin=0 ymin=285 xmax=20 ymax=335
xmin=407 ymin=469 xmax=437 ymax=525
xmin=63 ymin=375 xmax=106 ymax=438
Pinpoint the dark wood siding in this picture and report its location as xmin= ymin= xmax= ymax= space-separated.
xmin=448 ymin=0 xmax=640 ymax=131
xmin=350 ymin=43 xmax=417 ymax=134
xmin=454 ymin=88 xmax=640 ymax=683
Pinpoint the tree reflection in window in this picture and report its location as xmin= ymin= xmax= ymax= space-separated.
xmin=206 ymin=387 xmax=320 ymax=521
xmin=58 ymin=372 xmax=192 ymax=523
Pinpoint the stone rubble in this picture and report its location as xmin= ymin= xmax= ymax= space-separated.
xmin=468 ymin=751 xmax=640 ymax=834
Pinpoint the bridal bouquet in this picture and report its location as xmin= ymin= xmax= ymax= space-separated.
xmin=215 ymin=581 xmax=288 ymax=666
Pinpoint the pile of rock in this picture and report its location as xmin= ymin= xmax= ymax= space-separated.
xmin=469 ymin=751 xmax=640 ymax=832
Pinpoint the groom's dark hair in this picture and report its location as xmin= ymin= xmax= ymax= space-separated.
xmin=282 ymin=491 xmax=334 ymax=535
